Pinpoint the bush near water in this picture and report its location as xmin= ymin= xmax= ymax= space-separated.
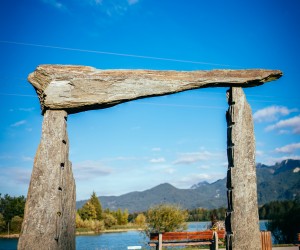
xmin=1 ymin=192 xmax=299 ymax=245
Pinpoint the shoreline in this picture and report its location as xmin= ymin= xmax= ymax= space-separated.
xmin=0 ymin=228 xmax=143 ymax=239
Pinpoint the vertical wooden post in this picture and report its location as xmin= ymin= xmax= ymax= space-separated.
xmin=225 ymin=87 xmax=261 ymax=250
xmin=261 ymin=231 xmax=272 ymax=250
xmin=210 ymin=231 xmax=219 ymax=250
xmin=158 ymin=233 xmax=162 ymax=250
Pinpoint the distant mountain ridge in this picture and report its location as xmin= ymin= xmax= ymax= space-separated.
xmin=76 ymin=159 xmax=300 ymax=213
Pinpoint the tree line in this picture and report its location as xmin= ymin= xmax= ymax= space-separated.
xmin=76 ymin=192 xmax=132 ymax=232
xmin=0 ymin=194 xmax=26 ymax=234
xmin=259 ymin=199 xmax=300 ymax=244
xmin=1 ymin=191 xmax=299 ymax=244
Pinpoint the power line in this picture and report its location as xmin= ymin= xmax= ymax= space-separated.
xmin=0 ymin=93 xmax=36 ymax=97
xmin=0 ymin=40 xmax=237 ymax=67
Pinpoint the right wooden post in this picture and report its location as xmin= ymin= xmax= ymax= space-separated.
xmin=225 ymin=87 xmax=261 ymax=250
xmin=261 ymin=231 xmax=272 ymax=250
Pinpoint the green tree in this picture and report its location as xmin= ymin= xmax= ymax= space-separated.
xmin=78 ymin=202 xmax=97 ymax=220
xmin=103 ymin=213 xmax=117 ymax=228
xmin=0 ymin=213 xmax=6 ymax=232
xmin=75 ymin=213 xmax=84 ymax=228
xmin=90 ymin=192 xmax=103 ymax=220
xmin=10 ymin=216 xmax=23 ymax=233
xmin=267 ymin=200 xmax=300 ymax=244
xmin=135 ymin=213 xmax=146 ymax=228
xmin=145 ymin=204 xmax=188 ymax=236
xmin=120 ymin=209 xmax=129 ymax=225
xmin=0 ymin=194 xmax=26 ymax=223
xmin=115 ymin=209 xmax=123 ymax=225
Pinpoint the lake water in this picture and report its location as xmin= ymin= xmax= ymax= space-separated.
xmin=0 ymin=221 xmax=268 ymax=250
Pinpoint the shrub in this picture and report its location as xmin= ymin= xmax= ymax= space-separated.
xmin=10 ymin=216 xmax=23 ymax=233
xmin=145 ymin=204 xmax=188 ymax=236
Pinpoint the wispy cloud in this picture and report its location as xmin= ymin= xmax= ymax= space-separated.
xmin=256 ymin=150 xmax=264 ymax=156
xmin=0 ymin=167 xmax=32 ymax=185
xmin=73 ymin=160 xmax=113 ymax=181
xmin=11 ymin=120 xmax=26 ymax=127
xmin=253 ymin=106 xmax=298 ymax=123
xmin=19 ymin=107 xmax=35 ymax=112
xmin=147 ymin=164 xmax=176 ymax=174
xmin=151 ymin=147 xmax=161 ymax=152
xmin=266 ymin=155 xmax=300 ymax=165
xmin=83 ymin=0 xmax=140 ymax=17
xmin=174 ymin=173 xmax=225 ymax=188
xmin=9 ymin=107 xmax=35 ymax=112
xmin=265 ymin=115 xmax=300 ymax=134
xmin=13 ymin=168 xmax=32 ymax=185
xmin=173 ymin=150 xmax=215 ymax=165
xmin=275 ymin=143 xmax=300 ymax=153
xmin=128 ymin=0 xmax=139 ymax=5
xmin=150 ymin=157 xmax=166 ymax=163
xmin=42 ymin=0 xmax=66 ymax=10
xmin=101 ymin=156 xmax=142 ymax=162
xmin=22 ymin=156 xmax=34 ymax=162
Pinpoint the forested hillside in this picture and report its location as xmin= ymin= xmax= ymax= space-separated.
xmin=77 ymin=159 xmax=300 ymax=213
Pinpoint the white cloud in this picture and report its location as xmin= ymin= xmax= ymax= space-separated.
xmin=256 ymin=150 xmax=264 ymax=156
xmin=19 ymin=107 xmax=35 ymax=112
xmin=42 ymin=0 xmax=66 ymax=10
xmin=253 ymin=106 xmax=298 ymax=123
xmin=128 ymin=0 xmax=139 ymax=5
xmin=174 ymin=173 xmax=225 ymax=188
xmin=151 ymin=147 xmax=161 ymax=152
xmin=197 ymin=165 xmax=210 ymax=169
xmin=265 ymin=155 xmax=300 ymax=165
xmin=275 ymin=143 xmax=300 ymax=153
xmin=147 ymin=164 xmax=176 ymax=175
xmin=11 ymin=120 xmax=26 ymax=127
xmin=100 ymin=156 xmax=141 ymax=162
xmin=173 ymin=150 xmax=215 ymax=165
xmin=14 ymin=169 xmax=32 ymax=184
xmin=0 ymin=154 xmax=13 ymax=160
xmin=150 ymin=157 xmax=166 ymax=163
xmin=22 ymin=156 xmax=34 ymax=162
xmin=73 ymin=160 xmax=113 ymax=181
xmin=265 ymin=115 xmax=300 ymax=134
xmin=1 ymin=167 xmax=32 ymax=185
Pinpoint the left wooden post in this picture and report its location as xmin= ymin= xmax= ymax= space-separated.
xmin=18 ymin=110 xmax=76 ymax=250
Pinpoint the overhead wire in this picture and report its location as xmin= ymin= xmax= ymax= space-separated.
xmin=0 ymin=40 xmax=297 ymax=106
xmin=0 ymin=40 xmax=238 ymax=67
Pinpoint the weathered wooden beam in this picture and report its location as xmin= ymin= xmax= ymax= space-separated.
xmin=28 ymin=65 xmax=282 ymax=114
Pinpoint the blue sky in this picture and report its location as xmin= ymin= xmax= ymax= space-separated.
xmin=0 ymin=0 xmax=300 ymax=200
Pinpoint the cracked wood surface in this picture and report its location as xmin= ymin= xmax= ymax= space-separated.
xmin=28 ymin=65 xmax=282 ymax=114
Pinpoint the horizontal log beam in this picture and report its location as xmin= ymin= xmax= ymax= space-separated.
xmin=28 ymin=65 xmax=282 ymax=114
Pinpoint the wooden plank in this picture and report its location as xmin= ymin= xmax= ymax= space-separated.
xmin=150 ymin=230 xmax=225 ymax=241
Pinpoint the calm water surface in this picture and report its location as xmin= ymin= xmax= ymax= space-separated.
xmin=0 ymin=221 xmax=268 ymax=250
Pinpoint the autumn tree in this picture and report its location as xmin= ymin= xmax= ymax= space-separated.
xmin=78 ymin=202 xmax=97 ymax=220
xmin=103 ymin=213 xmax=117 ymax=228
xmin=135 ymin=213 xmax=146 ymax=227
xmin=145 ymin=204 xmax=188 ymax=236
xmin=90 ymin=192 xmax=103 ymax=220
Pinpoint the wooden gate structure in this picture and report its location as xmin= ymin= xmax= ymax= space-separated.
xmin=17 ymin=65 xmax=282 ymax=250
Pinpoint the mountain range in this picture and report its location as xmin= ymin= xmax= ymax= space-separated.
xmin=76 ymin=159 xmax=300 ymax=213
